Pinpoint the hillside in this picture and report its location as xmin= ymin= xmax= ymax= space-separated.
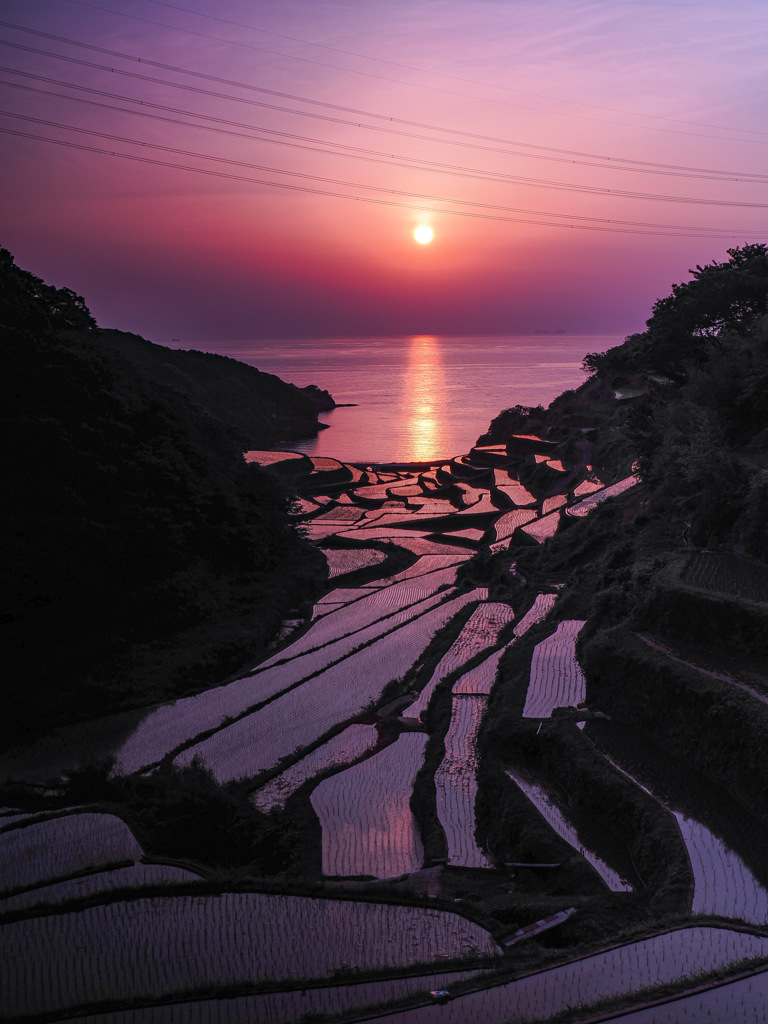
xmin=0 ymin=248 xmax=329 ymax=741
xmin=4 ymin=247 xmax=768 ymax=1022
xmin=482 ymin=243 xmax=768 ymax=559
xmin=474 ymin=245 xmax=768 ymax=896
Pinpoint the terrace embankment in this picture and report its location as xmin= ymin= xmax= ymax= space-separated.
xmin=580 ymin=625 xmax=768 ymax=831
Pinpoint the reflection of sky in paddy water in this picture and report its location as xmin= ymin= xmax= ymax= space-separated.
xmin=221 ymin=334 xmax=618 ymax=462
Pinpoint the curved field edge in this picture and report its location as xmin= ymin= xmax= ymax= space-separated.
xmin=328 ymin=925 xmax=768 ymax=1024
xmin=579 ymin=626 xmax=768 ymax=829
xmin=473 ymin=617 xmax=691 ymax=922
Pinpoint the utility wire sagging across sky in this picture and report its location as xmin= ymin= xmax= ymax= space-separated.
xmin=1 ymin=0 xmax=766 ymax=338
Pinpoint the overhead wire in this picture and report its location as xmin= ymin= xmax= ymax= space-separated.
xmin=64 ymin=0 xmax=768 ymax=142
xmin=0 ymin=122 xmax=755 ymax=240
xmin=0 ymin=108 xmax=757 ymax=237
xmin=0 ymin=14 xmax=764 ymax=241
xmin=3 ymin=72 xmax=768 ymax=209
xmin=2 ymin=20 xmax=768 ymax=177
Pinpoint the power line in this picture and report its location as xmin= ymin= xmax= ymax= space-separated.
xmin=3 ymin=19 xmax=768 ymax=178
xmin=4 ymin=123 xmax=756 ymax=240
xmin=65 ymin=0 xmax=768 ymax=142
xmin=0 ymin=110 xmax=757 ymax=238
xmin=4 ymin=73 xmax=768 ymax=209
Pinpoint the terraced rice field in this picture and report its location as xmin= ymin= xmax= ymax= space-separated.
xmin=457 ymin=491 xmax=499 ymax=514
xmin=452 ymin=645 xmax=508 ymax=695
xmin=522 ymin=619 xmax=587 ymax=717
xmin=680 ymin=551 xmax=768 ymax=603
xmin=404 ymin=497 xmax=460 ymax=515
xmin=0 ymin=810 xmax=35 ymax=828
xmin=351 ymin=482 xmax=400 ymax=500
xmin=310 ymin=456 xmax=346 ymax=474
xmin=281 ymin=565 xmax=461 ymax=648
xmin=251 ymin=725 xmax=379 ymax=812
xmin=604 ymin=757 xmax=768 ymax=923
xmin=363 ymin=927 xmax=768 ymax=1023
xmin=566 ymin=474 xmax=637 ymax=516
xmin=542 ymin=494 xmax=568 ymax=515
xmin=3 ymin=446 xmax=697 ymax=1020
xmin=402 ymin=602 xmax=514 ymax=720
xmin=505 ymin=768 xmax=632 ymax=891
xmin=58 ymin=971 xmax=485 ymax=1024
xmin=243 ymin=450 xmax=307 ymax=468
xmin=598 ymin=969 xmax=768 ymax=1023
xmin=513 ymin=594 xmax=558 ymax=638
xmin=311 ymin=732 xmax=428 ymax=877
xmin=311 ymin=587 xmax=372 ymax=619
xmin=492 ymin=509 xmax=538 ymax=543
xmin=573 ymin=476 xmax=604 ymax=497
xmin=359 ymin=554 xmax=470 ymax=587
xmin=0 ymin=892 xmax=499 ymax=1018
xmin=323 ymin=547 xmax=387 ymax=578
xmin=113 ymin=571 xmax=461 ymax=774
xmin=289 ymin=497 xmax=320 ymax=516
xmin=312 ymin=506 xmax=365 ymax=523
xmin=520 ymin=511 xmax=561 ymax=544
xmin=489 ymin=537 xmax=512 ymax=553
xmin=435 ymin=696 xmax=492 ymax=868
xmin=334 ymin=529 xmax=473 ymax=555
xmin=443 ymin=528 xmax=486 ymax=543
xmin=492 ymin=471 xmax=536 ymax=507
xmin=389 ymin=483 xmax=425 ymax=497
xmin=174 ymin=590 xmax=485 ymax=782
xmin=638 ymin=634 xmax=768 ymax=706
xmin=452 ymin=481 xmax=485 ymax=506
xmin=0 ymin=862 xmax=202 ymax=914
xmin=674 ymin=812 xmax=768 ymax=924
xmin=0 ymin=813 xmax=144 ymax=894
xmin=302 ymin=520 xmax=365 ymax=539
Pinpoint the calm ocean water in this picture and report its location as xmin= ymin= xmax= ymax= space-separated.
xmin=216 ymin=335 xmax=620 ymax=463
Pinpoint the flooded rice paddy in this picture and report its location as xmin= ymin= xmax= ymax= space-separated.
xmin=604 ymin=752 xmax=768 ymax=924
xmin=0 ymin=893 xmax=499 ymax=1018
xmin=435 ymin=696 xmax=492 ymax=868
xmin=362 ymin=927 xmax=768 ymax=1023
xmin=0 ymin=812 xmax=144 ymax=893
xmin=522 ymin=619 xmax=587 ymax=718
xmin=5 ymin=436 xmax=767 ymax=1021
xmin=251 ymin=724 xmax=379 ymax=813
xmin=505 ymin=767 xmax=633 ymax=892
xmin=311 ymin=732 xmax=428 ymax=877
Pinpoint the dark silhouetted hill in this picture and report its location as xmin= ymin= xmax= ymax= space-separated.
xmin=1 ymin=248 xmax=328 ymax=741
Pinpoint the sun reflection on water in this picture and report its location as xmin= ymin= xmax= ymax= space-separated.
xmin=403 ymin=335 xmax=447 ymax=461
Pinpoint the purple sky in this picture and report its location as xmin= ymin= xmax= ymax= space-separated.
xmin=1 ymin=0 xmax=767 ymax=345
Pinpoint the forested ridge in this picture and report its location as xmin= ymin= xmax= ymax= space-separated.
xmin=476 ymin=244 xmax=768 ymax=861
xmin=1 ymin=249 xmax=328 ymax=741
xmin=484 ymin=243 xmax=768 ymax=558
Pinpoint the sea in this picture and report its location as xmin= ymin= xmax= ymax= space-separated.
xmin=215 ymin=334 xmax=621 ymax=464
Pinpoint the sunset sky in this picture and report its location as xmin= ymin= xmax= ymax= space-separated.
xmin=1 ymin=0 xmax=767 ymax=344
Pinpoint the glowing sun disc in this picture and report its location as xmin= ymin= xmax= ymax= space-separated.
xmin=414 ymin=225 xmax=433 ymax=244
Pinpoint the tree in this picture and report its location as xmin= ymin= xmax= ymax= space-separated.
xmin=647 ymin=243 xmax=768 ymax=340
xmin=583 ymin=244 xmax=768 ymax=379
xmin=0 ymin=247 xmax=96 ymax=333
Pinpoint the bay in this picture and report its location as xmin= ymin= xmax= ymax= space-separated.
xmin=215 ymin=334 xmax=620 ymax=463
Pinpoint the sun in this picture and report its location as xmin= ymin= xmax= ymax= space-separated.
xmin=413 ymin=225 xmax=434 ymax=245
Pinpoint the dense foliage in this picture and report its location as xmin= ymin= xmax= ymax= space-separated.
xmin=474 ymin=244 xmax=768 ymax=871
xmin=601 ymin=245 xmax=768 ymax=554
xmin=1 ymin=249 xmax=327 ymax=740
